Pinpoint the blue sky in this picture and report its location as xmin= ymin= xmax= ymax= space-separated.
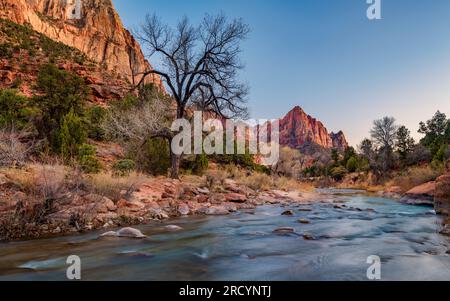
xmin=113 ymin=0 xmax=450 ymax=146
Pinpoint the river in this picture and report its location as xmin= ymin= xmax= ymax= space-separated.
xmin=0 ymin=189 xmax=449 ymax=280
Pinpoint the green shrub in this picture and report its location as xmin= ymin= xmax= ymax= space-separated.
xmin=33 ymin=64 xmax=88 ymax=150
xmin=79 ymin=154 xmax=101 ymax=174
xmin=346 ymin=156 xmax=358 ymax=173
xmin=0 ymin=89 xmax=36 ymax=128
xmin=112 ymin=159 xmax=136 ymax=177
xmin=433 ymin=144 xmax=448 ymax=163
xmin=144 ymin=138 xmax=171 ymax=176
xmin=331 ymin=166 xmax=347 ymax=181
xmin=86 ymin=105 xmax=107 ymax=140
xmin=77 ymin=144 xmax=101 ymax=173
xmin=0 ymin=43 xmax=12 ymax=58
xmin=59 ymin=109 xmax=87 ymax=161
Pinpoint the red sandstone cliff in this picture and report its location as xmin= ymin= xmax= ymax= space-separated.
xmin=278 ymin=106 xmax=348 ymax=151
xmin=0 ymin=0 xmax=162 ymax=89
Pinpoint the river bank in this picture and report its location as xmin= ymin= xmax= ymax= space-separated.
xmin=0 ymin=165 xmax=320 ymax=241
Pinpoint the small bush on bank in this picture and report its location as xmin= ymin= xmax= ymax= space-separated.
xmin=86 ymin=105 xmax=107 ymax=140
xmin=112 ymin=159 xmax=136 ymax=177
xmin=0 ymin=127 xmax=34 ymax=168
xmin=0 ymin=89 xmax=36 ymax=129
xmin=78 ymin=144 xmax=101 ymax=174
xmin=331 ymin=166 xmax=347 ymax=181
xmin=59 ymin=109 xmax=87 ymax=161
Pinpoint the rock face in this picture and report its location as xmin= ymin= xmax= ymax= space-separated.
xmin=0 ymin=0 xmax=163 ymax=88
xmin=278 ymin=106 xmax=348 ymax=151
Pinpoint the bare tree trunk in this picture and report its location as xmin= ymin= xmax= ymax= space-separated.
xmin=169 ymin=108 xmax=185 ymax=179
xmin=170 ymin=151 xmax=181 ymax=179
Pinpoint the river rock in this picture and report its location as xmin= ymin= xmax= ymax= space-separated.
xmin=178 ymin=203 xmax=190 ymax=216
xmin=281 ymin=210 xmax=294 ymax=216
xmin=206 ymin=206 xmax=230 ymax=216
xmin=224 ymin=193 xmax=247 ymax=203
xmin=401 ymin=181 xmax=436 ymax=206
xmin=100 ymin=231 xmax=118 ymax=237
xmin=101 ymin=227 xmax=146 ymax=239
xmin=116 ymin=227 xmax=146 ymax=238
xmin=383 ymin=186 xmax=403 ymax=199
xmin=273 ymin=227 xmax=295 ymax=234
xmin=164 ymin=225 xmax=183 ymax=231
xmin=298 ymin=218 xmax=310 ymax=224
xmin=303 ymin=232 xmax=315 ymax=240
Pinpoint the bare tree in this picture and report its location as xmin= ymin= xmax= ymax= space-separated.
xmin=370 ymin=116 xmax=398 ymax=172
xmin=0 ymin=126 xmax=36 ymax=168
xmin=134 ymin=13 xmax=250 ymax=178
xmin=102 ymin=92 xmax=172 ymax=162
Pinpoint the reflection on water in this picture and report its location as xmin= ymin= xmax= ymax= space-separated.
xmin=0 ymin=191 xmax=449 ymax=280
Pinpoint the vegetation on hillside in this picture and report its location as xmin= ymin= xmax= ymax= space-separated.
xmin=0 ymin=18 xmax=87 ymax=64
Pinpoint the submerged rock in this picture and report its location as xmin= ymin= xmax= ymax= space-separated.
xmin=273 ymin=227 xmax=295 ymax=234
xmin=298 ymin=218 xmax=310 ymax=224
xmin=100 ymin=227 xmax=146 ymax=239
xmin=303 ymin=232 xmax=315 ymax=240
xmin=298 ymin=208 xmax=313 ymax=212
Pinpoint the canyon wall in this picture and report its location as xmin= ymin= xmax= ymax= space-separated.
xmin=0 ymin=0 xmax=162 ymax=88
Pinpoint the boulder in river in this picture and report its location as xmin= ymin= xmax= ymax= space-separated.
xmin=281 ymin=210 xmax=294 ymax=216
xmin=100 ymin=227 xmax=146 ymax=239
xmin=400 ymin=181 xmax=436 ymax=206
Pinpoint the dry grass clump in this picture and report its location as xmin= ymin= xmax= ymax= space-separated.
xmin=389 ymin=165 xmax=443 ymax=191
xmin=205 ymin=169 xmax=229 ymax=189
xmin=203 ymin=164 xmax=313 ymax=192
xmin=3 ymin=163 xmax=67 ymax=199
xmin=275 ymin=176 xmax=313 ymax=192
xmin=83 ymin=172 xmax=149 ymax=201
xmin=240 ymin=172 xmax=273 ymax=191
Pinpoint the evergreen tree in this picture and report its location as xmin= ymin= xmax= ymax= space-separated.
xmin=418 ymin=111 xmax=448 ymax=156
xmin=396 ymin=125 xmax=415 ymax=161
xmin=59 ymin=109 xmax=87 ymax=161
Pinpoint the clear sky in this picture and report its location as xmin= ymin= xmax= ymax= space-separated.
xmin=113 ymin=0 xmax=450 ymax=146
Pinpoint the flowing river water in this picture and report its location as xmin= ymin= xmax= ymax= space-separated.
xmin=0 ymin=189 xmax=449 ymax=280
